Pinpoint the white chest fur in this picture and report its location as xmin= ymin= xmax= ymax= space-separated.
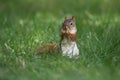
xmin=61 ymin=38 xmax=79 ymax=58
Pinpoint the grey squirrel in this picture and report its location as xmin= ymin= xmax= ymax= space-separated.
xmin=36 ymin=16 xmax=79 ymax=58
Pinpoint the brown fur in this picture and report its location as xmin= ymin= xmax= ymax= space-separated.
xmin=61 ymin=32 xmax=77 ymax=41
xmin=36 ymin=44 xmax=60 ymax=54
xmin=68 ymin=33 xmax=77 ymax=41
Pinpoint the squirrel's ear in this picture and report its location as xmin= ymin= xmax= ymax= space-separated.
xmin=65 ymin=16 xmax=68 ymax=20
xmin=72 ymin=16 xmax=75 ymax=21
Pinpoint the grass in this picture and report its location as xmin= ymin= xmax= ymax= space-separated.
xmin=0 ymin=0 xmax=120 ymax=80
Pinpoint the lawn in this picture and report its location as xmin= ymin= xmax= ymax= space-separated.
xmin=0 ymin=0 xmax=120 ymax=80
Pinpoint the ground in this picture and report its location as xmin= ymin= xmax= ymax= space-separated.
xmin=0 ymin=0 xmax=120 ymax=80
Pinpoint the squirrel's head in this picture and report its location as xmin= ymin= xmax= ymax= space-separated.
xmin=62 ymin=16 xmax=77 ymax=34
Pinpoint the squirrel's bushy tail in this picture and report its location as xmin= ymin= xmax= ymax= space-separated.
xmin=35 ymin=43 xmax=60 ymax=54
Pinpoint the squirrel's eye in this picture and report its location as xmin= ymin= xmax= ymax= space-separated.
xmin=70 ymin=23 xmax=72 ymax=25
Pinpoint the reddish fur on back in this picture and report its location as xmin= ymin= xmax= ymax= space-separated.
xmin=36 ymin=44 xmax=59 ymax=54
xmin=68 ymin=33 xmax=77 ymax=41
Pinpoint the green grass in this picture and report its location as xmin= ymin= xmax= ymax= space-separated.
xmin=0 ymin=0 xmax=120 ymax=80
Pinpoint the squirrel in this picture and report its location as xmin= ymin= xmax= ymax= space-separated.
xmin=36 ymin=16 xmax=79 ymax=58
